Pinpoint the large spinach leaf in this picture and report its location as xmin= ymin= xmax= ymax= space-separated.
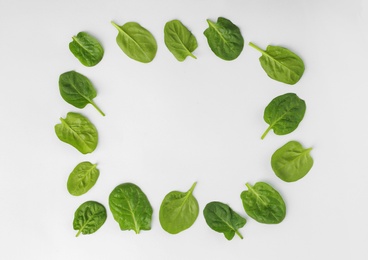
xmin=164 ymin=19 xmax=197 ymax=61
xmin=249 ymin=42 xmax=305 ymax=85
xmin=109 ymin=183 xmax=153 ymax=234
xmin=111 ymin=21 xmax=157 ymax=63
xmin=271 ymin=141 xmax=313 ymax=182
xmin=73 ymin=201 xmax=107 ymax=237
xmin=67 ymin=161 xmax=100 ymax=196
xmin=54 ymin=112 xmax=98 ymax=154
xmin=261 ymin=93 xmax=306 ymax=139
xmin=203 ymin=201 xmax=246 ymax=240
xmin=240 ymin=182 xmax=286 ymax=224
xmin=203 ymin=17 xmax=244 ymax=60
xmin=59 ymin=71 xmax=105 ymax=116
xmin=69 ymin=32 xmax=104 ymax=67
xmin=159 ymin=182 xmax=199 ymax=234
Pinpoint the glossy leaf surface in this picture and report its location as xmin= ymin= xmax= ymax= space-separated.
xmin=203 ymin=201 xmax=246 ymax=240
xmin=54 ymin=112 xmax=98 ymax=154
xmin=109 ymin=183 xmax=153 ymax=234
xmin=67 ymin=161 xmax=100 ymax=196
xmin=73 ymin=201 xmax=107 ymax=237
xmin=159 ymin=182 xmax=199 ymax=234
xmin=271 ymin=141 xmax=313 ymax=182
xmin=69 ymin=32 xmax=104 ymax=67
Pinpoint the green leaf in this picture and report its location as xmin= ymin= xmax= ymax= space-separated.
xmin=67 ymin=161 xmax=100 ymax=196
xmin=69 ymin=32 xmax=104 ymax=67
xmin=59 ymin=71 xmax=105 ymax=116
xmin=203 ymin=17 xmax=244 ymax=60
xmin=271 ymin=141 xmax=313 ymax=182
xmin=54 ymin=112 xmax=98 ymax=154
xmin=159 ymin=182 xmax=199 ymax=234
xmin=111 ymin=21 xmax=157 ymax=63
xmin=164 ymin=19 xmax=197 ymax=61
xmin=249 ymin=42 xmax=305 ymax=85
xmin=203 ymin=201 xmax=246 ymax=240
xmin=109 ymin=183 xmax=153 ymax=234
xmin=261 ymin=93 xmax=306 ymax=139
xmin=240 ymin=182 xmax=286 ymax=224
xmin=73 ymin=201 xmax=107 ymax=237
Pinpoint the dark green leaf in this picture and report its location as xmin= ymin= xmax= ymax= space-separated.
xmin=203 ymin=17 xmax=244 ymax=60
xmin=111 ymin=21 xmax=157 ymax=63
xmin=54 ymin=112 xmax=98 ymax=154
xmin=271 ymin=141 xmax=313 ymax=182
xmin=109 ymin=183 xmax=153 ymax=234
xmin=69 ymin=32 xmax=104 ymax=67
xmin=240 ymin=182 xmax=286 ymax=224
xmin=73 ymin=201 xmax=107 ymax=237
xmin=159 ymin=182 xmax=199 ymax=234
xmin=164 ymin=19 xmax=197 ymax=61
xmin=249 ymin=42 xmax=305 ymax=85
xmin=59 ymin=71 xmax=105 ymax=116
xmin=67 ymin=161 xmax=100 ymax=196
xmin=261 ymin=93 xmax=306 ymax=139
xmin=203 ymin=201 xmax=246 ymax=240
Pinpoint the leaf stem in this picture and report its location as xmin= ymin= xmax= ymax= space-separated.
xmin=188 ymin=182 xmax=197 ymax=195
xmin=261 ymin=125 xmax=272 ymax=139
xmin=75 ymin=229 xmax=82 ymax=237
xmin=90 ymin=100 xmax=105 ymax=116
xmin=235 ymin=229 xmax=243 ymax=239
xmin=249 ymin=42 xmax=265 ymax=54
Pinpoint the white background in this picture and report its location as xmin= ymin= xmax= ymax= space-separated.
xmin=1 ymin=0 xmax=368 ymax=259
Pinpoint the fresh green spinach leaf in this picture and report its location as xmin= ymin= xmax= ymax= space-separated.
xmin=67 ymin=161 xmax=100 ymax=196
xmin=111 ymin=21 xmax=157 ymax=63
xmin=240 ymin=182 xmax=286 ymax=224
xmin=73 ymin=201 xmax=107 ymax=237
xmin=69 ymin=32 xmax=104 ymax=67
xmin=261 ymin=93 xmax=306 ymax=139
xmin=249 ymin=42 xmax=305 ymax=85
xmin=159 ymin=182 xmax=199 ymax=234
xmin=271 ymin=141 xmax=313 ymax=182
xmin=164 ymin=19 xmax=197 ymax=61
xmin=109 ymin=183 xmax=153 ymax=234
xmin=203 ymin=17 xmax=244 ymax=60
xmin=54 ymin=112 xmax=98 ymax=154
xmin=203 ymin=201 xmax=246 ymax=240
xmin=59 ymin=71 xmax=105 ymax=116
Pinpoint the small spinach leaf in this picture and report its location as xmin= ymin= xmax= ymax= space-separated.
xmin=69 ymin=32 xmax=104 ymax=67
xmin=249 ymin=42 xmax=305 ymax=85
xmin=271 ymin=141 xmax=313 ymax=182
xmin=111 ymin=21 xmax=157 ymax=63
xmin=109 ymin=183 xmax=153 ymax=234
xmin=203 ymin=201 xmax=246 ymax=240
xmin=159 ymin=182 xmax=199 ymax=234
xmin=54 ymin=112 xmax=98 ymax=154
xmin=73 ymin=201 xmax=107 ymax=237
xmin=59 ymin=71 xmax=105 ymax=116
xmin=240 ymin=182 xmax=286 ymax=224
xmin=164 ymin=19 xmax=197 ymax=61
xmin=67 ymin=161 xmax=100 ymax=196
xmin=261 ymin=93 xmax=306 ymax=139
xmin=203 ymin=17 xmax=244 ymax=60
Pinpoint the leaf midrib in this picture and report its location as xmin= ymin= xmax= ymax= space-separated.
xmin=60 ymin=118 xmax=93 ymax=150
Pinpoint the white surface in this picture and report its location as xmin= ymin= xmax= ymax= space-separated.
xmin=1 ymin=0 xmax=368 ymax=259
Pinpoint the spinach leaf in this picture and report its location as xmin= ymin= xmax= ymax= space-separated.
xmin=240 ymin=182 xmax=286 ymax=224
xmin=109 ymin=183 xmax=153 ymax=234
xmin=203 ymin=201 xmax=246 ymax=240
xmin=67 ymin=161 xmax=100 ymax=196
xmin=111 ymin=21 xmax=157 ymax=63
xmin=73 ymin=201 xmax=107 ymax=237
xmin=59 ymin=71 xmax=105 ymax=116
xmin=249 ymin=42 xmax=305 ymax=85
xmin=159 ymin=182 xmax=199 ymax=234
xmin=69 ymin=32 xmax=104 ymax=67
xmin=271 ymin=141 xmax=313 ymax=182
xmin=203 ymin=17 xmax=244 ymax=60
xmin=164 ymin=19 xmax=197 ymax=61
xmin=54 ymin=112 xmax=98 ymax=154
xmin=261 ymin=93 xmax=306 ymax=139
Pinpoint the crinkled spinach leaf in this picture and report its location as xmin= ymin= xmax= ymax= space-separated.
xmin=203 ymin=201 xmax=246 ymax=240
xmin=69 ymin=32 xmax=104 ymax=67
xmin=109 ymin=183 xmax=153 ymax=234
xmin=73 ymin=201 xmax=107 ymax=237
xmin=67 ymin=161 xmax=99 ymax=196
